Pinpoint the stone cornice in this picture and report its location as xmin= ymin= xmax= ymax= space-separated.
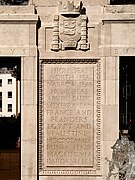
xmin=103 ymin=13 xmax=135 ymax=21
xmin=0 ymin=14 xmax=38 ymax=23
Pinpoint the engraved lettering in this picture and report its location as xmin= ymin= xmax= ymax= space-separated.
xmin=44 ymin=64 xmax=94 ymax=166
xmin=10 ymin=49 xmax=15 ymax=54
xmin=123 ymin=48 xmax=128 ymax=54
xmin=114 ymin=48 xmax=118 ymax=54
xmin=23 ymin=49 xmax=26 ymax=54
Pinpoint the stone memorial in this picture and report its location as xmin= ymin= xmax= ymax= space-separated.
xmin=39 ymin=59 xmax=101 ymax=176
xmin=1 ymin=0 xmax=135 ymax=179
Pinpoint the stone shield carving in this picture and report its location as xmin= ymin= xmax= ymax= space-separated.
xmin=51 ymin=1 xmax=90 ymax=51
xmin=59 ymin=16 xmax=81 ymax=49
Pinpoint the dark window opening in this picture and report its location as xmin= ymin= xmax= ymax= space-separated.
xmin=8 ymin=79 xmax=12 ymax=84
xmin=120 ymin=57 xmax=135 ymax=142
xmin=8 ymin=104 xmax=12 ymax=112
xmin=0 ymin=92 xmax=2 ymax=112
xmin=0 ymin=79 xmax=2 ymax=87
xmin=0 ymin=0 xmax=29 ymax=5
xmin=0 ymin=57 xmax=21 ymax=180
xmin=111 ymin=0 xmax=135 ymax=4
xmin=8 ymin=91 xmax=12 ymax=98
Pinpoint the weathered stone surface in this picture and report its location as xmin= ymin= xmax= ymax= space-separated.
xmin=2 ymin=0 xmax=135 ymax=179
xmin=39 ymin=59 xmax=101 ymax=176
xmin=45 ymin=64 xmax=94 ymax=167
xmin=104 ymin=5 xmax=135 ymax=13
xmin=32 ymin=0 xmax=107 ymax=6
xmin=0 ymin=5 xmax=34 ymax=14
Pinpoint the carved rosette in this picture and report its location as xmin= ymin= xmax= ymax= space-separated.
xmin=51 ymin=1 xmax=90 ymax=51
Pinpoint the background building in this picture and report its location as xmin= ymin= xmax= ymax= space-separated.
xmin=0 ymin=68 xmax=20 ymax=117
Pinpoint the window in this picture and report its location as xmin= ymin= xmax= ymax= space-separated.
xmin=8 ymin=79 xmax=12 ymax=84
xmin=0 ymin=92 xmax=2 ymax=112
xmin=111 ymin=0 xmax=135 ymax=4
xmin=8 ymin=91 xmax=12 ymax=98
xmin=0 ymin=79 xmax=2 ymax=87
xmin=8 ymin=104 xmax=12 ymax=112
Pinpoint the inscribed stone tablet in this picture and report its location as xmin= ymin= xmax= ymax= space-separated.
xmin=44 ymin=64 xmax=94 ymax=166
xmin=39 ymin=59 xmax=101 ymax=175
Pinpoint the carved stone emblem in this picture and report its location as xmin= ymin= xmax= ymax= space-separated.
xmin=51 ymin=1 xmax=90 ymax=51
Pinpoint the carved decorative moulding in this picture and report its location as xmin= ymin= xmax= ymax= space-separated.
xmin=51 ymin=1 xmax=90 ymax=51
xmin=39 ymin=59 xmax=101 ymax=176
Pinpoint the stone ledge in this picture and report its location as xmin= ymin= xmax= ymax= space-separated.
xmin=104 ymin=5 xmax=135 ymax=13
xmin=103 ymin=13 xmax=135 ymax=21
xmin=0 ymin=14 xmax=38 ymax=23
xmin=0 ymin=5 xmax=35 ymax=14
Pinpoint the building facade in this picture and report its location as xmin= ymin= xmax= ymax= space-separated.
xmin=0 ymin=0 xmax=135 ymax=179
xmin=0 ymin=68 xmax=20 ymax=117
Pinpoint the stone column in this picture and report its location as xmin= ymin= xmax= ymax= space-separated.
xmin=21 ymin=55 xmax=38 ymax=180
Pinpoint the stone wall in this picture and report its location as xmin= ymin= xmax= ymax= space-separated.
xmin=1 ymin=1 xmax=135 ymax=180
xmin=0 ymin=5 xmax=38 ymax=180
xmin=35 ymin=1 xmax=117 ymax=180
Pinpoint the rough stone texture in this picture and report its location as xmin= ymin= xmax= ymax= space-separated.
xmin=31 ymin=0 xmax=108 ymax=7
xmin=36 ymin=1 xmax=120 ymax=179
xmin=1 ymin=1 xmax=135 ymax=180
xmin=0 ymin=6 xmax=34 ymax=14
xmin=39 ymin=60 xmax=101 ymax=176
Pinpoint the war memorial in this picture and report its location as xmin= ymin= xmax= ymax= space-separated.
xmin=1 ymin=0 xmax=135 ymax=179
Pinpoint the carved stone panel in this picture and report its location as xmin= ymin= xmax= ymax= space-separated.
xmin=39 ymin=59 xmax=101 ymax=176
xmin=51 ymin=1 xmax=90 ymax=51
